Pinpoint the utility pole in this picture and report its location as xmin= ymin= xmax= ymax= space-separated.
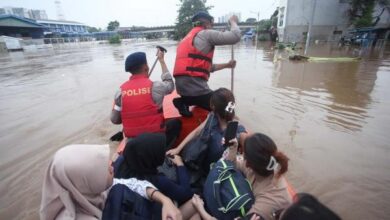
xmin=251 ymin=11 xmax=260 ymax=49
xmin=304 ymin=0 xmax=317 ymax=55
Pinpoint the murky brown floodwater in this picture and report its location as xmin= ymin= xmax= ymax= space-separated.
xmin=0 ymin=39 xmax=389 ymax=219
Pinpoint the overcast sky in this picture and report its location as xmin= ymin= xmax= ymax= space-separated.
xmin=1 ymin=0 xmax=278 ymax=28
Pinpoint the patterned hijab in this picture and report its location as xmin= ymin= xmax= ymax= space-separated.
xmin=40 ymin=144 xmax=111 ymax=220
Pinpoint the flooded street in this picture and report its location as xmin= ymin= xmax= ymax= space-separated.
xmin=0 ymin=40 xmax=389 ymax=219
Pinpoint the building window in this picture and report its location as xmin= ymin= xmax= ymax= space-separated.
xmin=279 ymin=7 xmax=285 ymax=27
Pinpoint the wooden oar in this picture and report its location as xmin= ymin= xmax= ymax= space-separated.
xmin=148 ymin=46 xmax=167 ymax=77
xmin=110 ymin=131 xmax=123 ymax=142
xmin=231 ymin=45 xmax=234 ymax=93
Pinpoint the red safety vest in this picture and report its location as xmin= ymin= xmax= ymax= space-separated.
xmin=120 ymin=74 xmax=164 ymax=138
xmin=173 ymin=26 xmax=214 ymax=80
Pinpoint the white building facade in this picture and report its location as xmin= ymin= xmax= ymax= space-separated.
xmin=218 ymin=12 xmax=242 ymax=23
xmin=0 ymin=7 xmax=48 ymax=20
xmin=277 ymin=0 xmax=352 ymax=43
xmin=277 ymin=0 xmax=390 ymax=43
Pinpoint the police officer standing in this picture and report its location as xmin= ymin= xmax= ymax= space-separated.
xmin=111 ymin=49 xmax=181 ymax=147
xmin=173 ymin=11 xmax=241 ymax=117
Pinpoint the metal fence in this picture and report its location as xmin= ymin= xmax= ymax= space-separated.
xmin=43 ymin=37 xmax=94 ymax=44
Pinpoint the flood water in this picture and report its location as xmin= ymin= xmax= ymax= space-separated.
xmin=0 ymin=40 xmax=389 ymax=219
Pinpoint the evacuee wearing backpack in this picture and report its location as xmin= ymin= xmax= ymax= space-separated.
xmin=224 ymin=133 xmax=293 ymax=220
xmin=167 ymin=88 xmax=247 ymax=173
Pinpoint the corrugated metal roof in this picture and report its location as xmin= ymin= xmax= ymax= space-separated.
xmin=0 ymin=14 xmax=45 ymax=28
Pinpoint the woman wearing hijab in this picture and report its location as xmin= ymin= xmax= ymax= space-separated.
xmin=40 ymin=144 xmax=182 ymax=220
xmin=40 ymin=144 xmax=112 ymax=220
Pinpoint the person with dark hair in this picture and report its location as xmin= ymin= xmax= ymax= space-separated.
xmin=225 ymin=133 xmax=293 ymax=220
xmin=110 ymin=49 xmax=181 ymax=147
xmin=172 ymin=11 xmax=241 ymax=117
xmin=40 ymin=144 xmax=182 ymax=220
xmin=115 ymin=133 xmax=195 ymax=214
xmin=167 ymin=88 xmax=247 ymax=172
xmin=279 ymin=193 xmax=341 ymax=220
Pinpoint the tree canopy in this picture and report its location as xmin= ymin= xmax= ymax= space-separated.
xmin=258 ymin=19 xmax=272 ymax=32
xmin=87 ymin=26 xmax=101 ymax=33
xmin=246 ymin=18 xmax=257 ymax=23
xmin=173 ymin=0 xmax=213 ymax=40
xmin=107 ymin=20 xmax=120 ymax=31
xmin=349 ymin=0 xmax=389 ymax=28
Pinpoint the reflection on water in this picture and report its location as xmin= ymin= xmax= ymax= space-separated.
xmin=272 ymin=58 xmax=376 ymax=132
xmin=0 ymin=40 xmax=389 ymax=220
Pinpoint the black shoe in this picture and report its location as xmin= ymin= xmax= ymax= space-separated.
xmin=173 ymin=98 xmax=193 ymax=117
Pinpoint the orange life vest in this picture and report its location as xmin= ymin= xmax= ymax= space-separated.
xmin=173 ymin=26 xmax=214 ymax=80
xmin=120 ymin=74 xmax=164 ymax=138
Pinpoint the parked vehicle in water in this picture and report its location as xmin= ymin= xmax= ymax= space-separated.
xmin=243 ymin=28 xmax=255 ymax=41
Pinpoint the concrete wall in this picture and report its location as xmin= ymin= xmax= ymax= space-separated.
xmin=278 ymin=0 xmax=350 ymax=42
xmin=0 ymin=27 xmax=44 ymax=39
xmin=284 ymin=0 xmax=349 ymax=26
xmin=0 ymin=36 xmax=22 ymax=50
xmin=282 ymin=25 xmax=345 ymax=43
xmin=0 ymin=42 xmax=7 ymax=53
xmin=22 ymin=39 xmax=44 ymax=45
xmin=374 ymin=5 xmax=390 ymax=27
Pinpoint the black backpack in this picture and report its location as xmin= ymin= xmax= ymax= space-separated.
xmin=203 ymin=159 xmax=254 ymax=219
xmin=102 ymin=184 xmax=161 ymax=220
xmin=180 ymin=113 xmax=214 ymax=171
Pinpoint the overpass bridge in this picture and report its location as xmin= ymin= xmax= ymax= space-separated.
xmin=93 ymin=22 xmax=258 ymax=40
xmin=120 ymin=22 xmax=257 ymax=34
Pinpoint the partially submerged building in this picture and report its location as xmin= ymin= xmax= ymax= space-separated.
xmin=0 ymin=15 xmax=45 ymax=39
xmin=35 ymin=19 xmax=88 ymax=37
xmin=277 ymin=0 xmax=390 ymax=43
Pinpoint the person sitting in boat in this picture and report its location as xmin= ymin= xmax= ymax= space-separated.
xmin=115 ymin=132 xmax=200 ymax=219
xmin=189 ymin=192 xmax=341 ymax=220
xmin=190 ymin=194 xmax=262 ymax=220
xmin=167 ymin=88 xmax=248 ymax=173
xmin=40 ymin=144 xmax=182 ymax=220
xmin=110 ymin=49 xmax=181 ymax=148
xmin=172 ymin=11 xmax=241 ymax=117
xmin=277 ymin=193 xmax=341 ymax=220
xmin=224 ymin=133 xmax=293 ymax=220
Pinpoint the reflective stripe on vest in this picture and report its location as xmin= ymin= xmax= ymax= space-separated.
xmin=120 ymin=74 xmax=164 ymax=137
xmin=173 ymin=26 xmax=214 ymax=80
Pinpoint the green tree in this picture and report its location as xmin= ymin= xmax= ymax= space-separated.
xmin=109 ymin=35 xmax=121 ymax=44
xmin=270 ymin=8 xmax=279 ymax=28
xmin=258 ymin=19 xmax=272 ymax=31
xmin=246 ymin=18 xmax=257 ymax=23
xmin=107 ymin=20 xmax=120 ymax=31
xmin=349 ymin=0 xmax=375 ymax=27
xmin=348 ymin=0 xmax=389 ymax=28
xmin=87 ymin=26 xmax=101 ymax=33
xmin=173 ymin=0 xmax=213 ymax=40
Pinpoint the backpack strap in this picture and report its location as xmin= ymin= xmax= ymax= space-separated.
xmin=213 ymin=160 xmax=250 ymax=216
